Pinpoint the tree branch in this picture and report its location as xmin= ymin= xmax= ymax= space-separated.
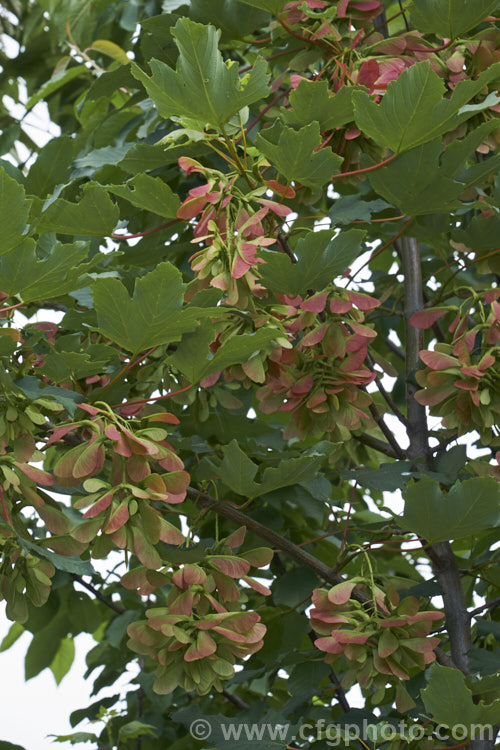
xmin=222 ymin=688 xmax=250 ymax=710
xmin=385 ymin=337 xmax=405 ymax=360
xmin=72 ymin=574 xmax=125 ymax=615
xmin=366 ymin=354 xmax=408 ymax=426
xmin=400 ymin=236 xmax=429 ymax=464
xmin=187 ymin=487 xmax=370 ymax=605
xmin=276 ymin=230 xmax=297 ymax=264
xmin=468 ymin=596 xmax=500 ymax=619
xmin=367 ymin=401 xmax=406 ymax=459
xmin=400 ymin=240 xmax=488 ymax=750
xmin=353 ymin=432 xmax=401 ymax=459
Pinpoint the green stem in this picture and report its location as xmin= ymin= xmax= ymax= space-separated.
xmin=221 ymin=126 xmax=255 ymax=188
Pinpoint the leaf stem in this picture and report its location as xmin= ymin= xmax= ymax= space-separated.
xmin=331 ymin=153 xmax=397 ymax=181
xmin=0 ymin=301 xmax=24 ymax=314
xmin=111 ymin=219 xmax=182 ymax=240
xmin=236 ymin=88 xmax=290 ymax=142
xmin=221 ymin=125 xmax=255 ymax=188
xmin=98 ymin=347 xmax=157 ymax=395
xmin=111 ymin=383 xmax=193 ymax=409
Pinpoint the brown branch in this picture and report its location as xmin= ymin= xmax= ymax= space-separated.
xmin=385 ymin=337 xmax=405 ymax=360
xmin=353 ymin=432 xmax=401 ymax=459
xmin=401 ymin=240 xmax=483 ymax=730
xmin=434 ymin=646 xmax=456 ymax=668
xmin=348 ymin=216 xmax=414 ymax=284
xmin=276 ymin=230 xmax=297 ymax=263
xmin=222 ymin=688 xmax=250 ymax=710
xmin=469 ymin=596 xmax=500 ymax=619
xmin=366 ymin=354 xmax=408 ymax=426
xmin=427 ymin=542 xmax=472 ymax=676
xmin=187 ymin=487 xmax=370 ymax=605
xmin=367 ymin=401 xmax=406 ymax=459
xmin=71 ymin=573 xmax=125 ymax=615
xmin=400 ymin=237 xmax=429 ymax=464
xmin=136 ymin=656 xmax=145 ymax=750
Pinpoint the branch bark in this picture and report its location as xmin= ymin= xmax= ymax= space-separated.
xmin=187 ymin=487 xmax=370 ymax=605
xmin=353 ymin=432 xmax=402 ymax=459
xmin=72 ymin=574 xmax=125 ymax=615
xmin=400 ymin=237 xmax=491 ymax=750
xmin=400 ymin=236 xmax=428 ymax=464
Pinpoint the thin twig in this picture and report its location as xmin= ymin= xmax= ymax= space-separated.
xmin=187 ymin=487 xmax=371 ymax=605
xmin=367 ymin=400 xmax=406 ymax=459
xmin=236 ymin=88 xmax=290 ymax=141
xmin=353 ymin=433 xmax=401 ymax=458
xmin=111 ymin=219 xmax=182 ymax=241
xmin=331 ymin=153 xmax=397 ymax=181
xmin=276 ymin=230 xmax=297 ymax=263
xmin=72 ymin=573 xmax=125 ymax=615
xmin=366 ymin=355 xmax=408 ymax=426
xmin=468 ymin=596 xmax=500 ymax=619
xmin=111 ymin=383 xmax=192 ymax=409
xmin=222 ymin=688 xmax=250 ymax=710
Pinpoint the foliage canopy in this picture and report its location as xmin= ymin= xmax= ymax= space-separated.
xmin=0 ymin=0 xmax=499 ymax=748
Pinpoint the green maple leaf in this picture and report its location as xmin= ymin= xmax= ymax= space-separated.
xmin=92 ymin=262 xmax=213 ymax=353
xmin=410 ymin=0 xmax=499 ymax=39
xmin=259 ymin=229 xmax=365 ymax=295
xmin=368 ymin=125 xmax=500 ymax=214
xmin=353 ymin=60 xmax=500 ymax=154
xmin=400 ymin=476 xmax=500 ymax=542
xmin=0 ymin=168 xmax=30 ymax=256
xmin=421 ymin=666 xmax=500 ymax=727
xmin=367 ymin=141 xmax=463 ymax=215
xmin=106 ymin=174 xmax=180 ymax=218
xmin=36 ymin=183 xmax=119 ymax=237
xmin=131 ymin=17 xmax=270 ymax=130
xmin=283 ymin=80 xmax=356 ymax=131
xmin=0 ymin=240 xmax=94 ymax=302
xmin=256 ymin=121 xmax=343 ymax=189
